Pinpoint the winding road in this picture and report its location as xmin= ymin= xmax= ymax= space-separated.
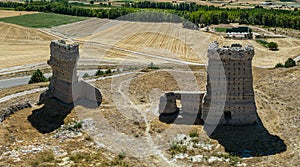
xmin=0 ymin=70 xmax=98 ymax=89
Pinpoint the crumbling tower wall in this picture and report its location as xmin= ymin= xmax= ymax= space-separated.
xmin=202 ymin=42 xmax=257 ymax=125
xmin=39 ymin=40 xmax=102 ymax=107
xmin=47 ymin=40 xmax=79 ymax=104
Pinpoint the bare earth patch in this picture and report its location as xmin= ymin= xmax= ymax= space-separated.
xmin=0 ymin=10 xmax=38 ymax=18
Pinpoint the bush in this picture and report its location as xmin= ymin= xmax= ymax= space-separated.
xmin=275 ymin=63 xmax=284 ymax=68
xmin=169 ymin=142 xmax=187 ymax=156
xmin=147 ymin=62 xmax=159 ymax=69
xmin=82 ymin=73 xmax=90 ymax=78
xmin=284 ymin=58 xmax=296 ymax=68
xmin=95 ymin=69 xmax=104 ymax=76
xmin=189 ymin=130 xmax=199 ymax=138
xmin=15 ymin=6 xmax=25 ymax=11
xmin=267 ymin=42 xmax=278 ymax=50
xmin=118 ymin=151 xmax=126 ymax=160
xmin=105 ymin=68 xmax=112 ymax=74
xmin=28 ymin=69 xmax=48 ymax=84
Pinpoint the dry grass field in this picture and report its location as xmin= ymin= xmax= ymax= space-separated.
xmin=0 ymin=22 xmax=55 ymax=68
xmin=42 ymin=18 xmax=300 ymax=67
xmin=0 ymin=17 xmax=298 ymax=69
xmin=0 ymin=10 xmax=38 ymax=18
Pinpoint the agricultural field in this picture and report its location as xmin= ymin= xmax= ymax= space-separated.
xmin=0 ymin=22 xmax=55 ymax=68
xmin=0 ymin=13 xmax=87 ymax=28
xmin=1 ymin=16 xmax=299 ymax=69
xmin=0 ymin=9 xmax=37 ymax=18
xmin=46 ymin=18 xmax=300 ymax=67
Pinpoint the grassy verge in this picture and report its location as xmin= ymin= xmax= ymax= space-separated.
xmin=214 ymin=27 xmax=227 ymax=32
xmin=0 ymin=12 xmax=87 ymax=28
xmin=256 ymin=39 xmax=269 ymax=48
xmin=0 ymin=7 xmax=14 ymax=10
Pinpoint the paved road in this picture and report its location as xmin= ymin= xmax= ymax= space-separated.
xmin=0 ymin=70 xmax=98 ymax=89
xmin=294 ymin=55 xmax=300 ymax=63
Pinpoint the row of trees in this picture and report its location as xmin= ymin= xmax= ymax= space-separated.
xmin=1 ymin=1 xmax=300 ymax=30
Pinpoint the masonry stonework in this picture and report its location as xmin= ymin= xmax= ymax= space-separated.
xmin=39 ymin=40 xmax=102 ymax=106
xmin=158 ymin=42 xmax=257 ymax=125
xmin=202 ymin=42 xmax=257 ymax=125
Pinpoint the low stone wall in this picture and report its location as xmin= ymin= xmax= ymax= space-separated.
xmin=0 ymin=102 xmax=32 ymax=122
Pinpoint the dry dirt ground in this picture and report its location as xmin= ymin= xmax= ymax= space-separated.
xmin=0 ymin=66 xmax=299 ymax=166
xmin=0 ymin=10 xmax=37 ymax=18
xmin=0 ymin=22 xmax=55 ymax=68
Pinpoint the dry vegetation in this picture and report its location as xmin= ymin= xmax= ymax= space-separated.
xmin=1 ymin=17 xmax=299 ymax=69
xmin=45 ymin=19 xmax=300 ymax=67
xmin=0 ymin=22 xmax=54 ymax=68
xmin=0 ymin=10 xmax=37 ymax=18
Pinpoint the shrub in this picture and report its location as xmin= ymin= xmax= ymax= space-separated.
xmin=105 ymin=68 xmax=112 ymax=74
xmin=82 ymin=73 xmax=89 ymax=78
xmin=169 ymin=142 xmax=187 ymax=156
xmin=95 ymin=69 xmax=104 ymax=76
xmin=189 ymin=130 xmax=199 ymax=138
xmin=147 ymin=62 xmax=159 ymax=69
xmin=284 ymin=58 xmax=296 ymax=68
xmin=275 ymin=63 xmax=284 ymax=68
xmin=15 ymin=6 xmax=25 ymax=11
xmin=28 ymin=69 xmax=48 ymax=84
xmin=267 ymin=42 xmax=278 ymax=50
xmin=118 ymin=151 xmax=126 ymax=160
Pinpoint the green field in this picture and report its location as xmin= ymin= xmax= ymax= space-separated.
xmin=214 ymin=27 xmax=227 ymax=32
xmin=256 ymin=39 xmax=269 ymax=48
xmin=0 ymin=13 xmax=87 ymax=28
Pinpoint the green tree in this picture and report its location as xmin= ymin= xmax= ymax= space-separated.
xmin=105 ymin=68 xmax=112 ymax=74
xmin=284 ymin=58 xmax=296 ymax=68
xmin=90 ymin=0 xmax=94 ymax=5
xmin=95 ymin=69 xmax=104 ymax=76
xmin=267 ymin=42 xmax=278 ymax=50
xmin=28 ymin=69 xmax=48 ymax=84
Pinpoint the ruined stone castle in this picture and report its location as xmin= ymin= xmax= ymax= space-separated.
xmin=159 ymin=42 xmax=257 ymax=125
xmin=39 ymin=40 xmax=102 ymax=107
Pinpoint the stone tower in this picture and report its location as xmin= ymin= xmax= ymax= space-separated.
xmin=202 ymin=42 xmax=257 ymax=125
xmin=43 ymin=40 xmax=79 ymax=104
xmin=39 ymin=39 xmax=102 ymax=107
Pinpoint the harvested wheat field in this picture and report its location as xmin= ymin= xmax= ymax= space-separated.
xmin=77 ymin=21 xmax=222 ymax=64
xmin=0 ymin=10 xmax=37 ymax=18
xmin=45 ymin=19 xmax=300 ymax=67
xmin=0 ymin=22 xmax=55 ymax=68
